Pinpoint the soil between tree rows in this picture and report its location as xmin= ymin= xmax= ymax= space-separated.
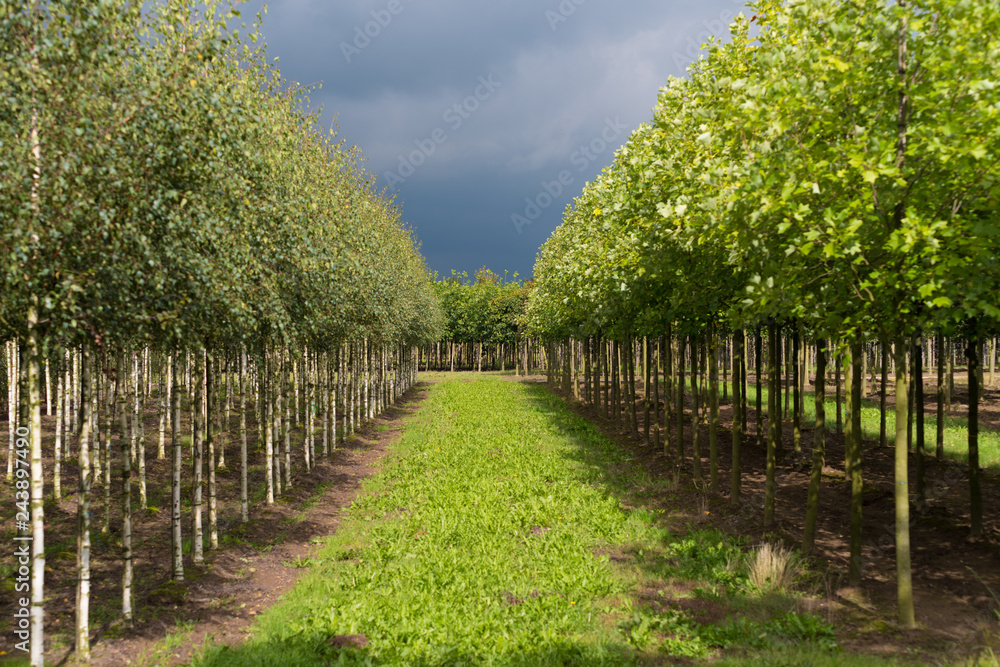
xmin=536 ymin=372 xmax=1000 ymax=664
xmin=3 ymin=373 xmax=999 ymax=665
xmin=0 ymin=385 xmax=429 ymax=666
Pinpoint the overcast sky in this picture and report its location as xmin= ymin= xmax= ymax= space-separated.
xmin=253 ymin=0 xmax=748 ymax=280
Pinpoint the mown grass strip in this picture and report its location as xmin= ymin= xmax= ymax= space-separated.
xmin=191 ymin=377 xmax=911 ymax=666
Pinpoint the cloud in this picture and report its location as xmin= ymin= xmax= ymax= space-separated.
xmin=255 ymin=0 xmax=749 ymax=278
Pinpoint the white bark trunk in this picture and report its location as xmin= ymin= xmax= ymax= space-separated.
xmin=192 ymin=349 xmax=204 ymax=565
xmin=75 ymin=345 xmax=93 ymax=660
xmin=240 ymin=348 xmax=248 ymax=523
xmin=170 ymin=353 xmax=183 ymax=580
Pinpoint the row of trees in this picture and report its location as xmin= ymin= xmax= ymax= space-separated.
xmin=429 ymin=269 xmax=529 ymax=372
xmin=1 ymin=1 xmax=442 ymax=664
xmin=525 ymin=0 xmax=1000 ymax=629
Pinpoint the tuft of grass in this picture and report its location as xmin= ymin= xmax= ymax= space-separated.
xmin=747 ymin=542 xmax=802 ymax=594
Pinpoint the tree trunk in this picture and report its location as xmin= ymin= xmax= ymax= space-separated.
xmin=692 ymin=336 xmax=703 ymax=484
xmin=849 ymin=341 xmax=864 ymax=587
xmin=792 ymin=327 xmax=801 ymax=457
xmin=968 ymin=336 xmax=983 ymax=537
xmin=171 ymin=352 xmax=184 ymax=580
xmin=709 ymin=327 xmax=720 ymax=493
xmin=26 ymin=302 xmax=45 ymax=665
xmin=936 ymin=334 xmax=945 ymax=459
xmin=894 ymin=336 xmax=915 ymax=626
xmin=730 ymin=329 xmax=744 ymax=505
xmin=136 ymin=351 xmax=147 ymax=509
xmin=880 ymin=341 xmax=888 ymax=448
xmin=75 ymin=345 xmax=93 ymax=660
xmin=754 ymin=326 xmax=763 ymax=447
xmin=676 ymin=334 xmax=686 ymax=480
xmin=118 ymin=352 xmax=134 ymax=626
xmin=53 ymin=360 xmax=63 ymax=500
xmin=207 ymin=353 xmax=218 ymax=551
xmin=644 ymin=337 xmax=651 ymax=443
xmin=765 ymin=320 xmax=778 ymax=527
xmin=835 ymin=345 xmax=843 ymax=434
xmin=914 ymin=336 xmax=926 ymax=509
xmin=803 ymin=339 xmax=826 ymax=553
xmin=192 ymin=350 xmax=204 ymax=565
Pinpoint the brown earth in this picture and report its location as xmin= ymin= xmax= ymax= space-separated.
xmin=5 ymin=369 xmax=999 ymax=665
xmin=531 ymin=369 xmax=1000 ymax=665
xmin=0 ymin=382 xmax=429 ymax=666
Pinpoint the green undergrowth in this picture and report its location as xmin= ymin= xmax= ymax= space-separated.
xmin=190 ymin=376 xmax=893 ymax=666
xmin=728 ymin=381 xmax=1000 ymax=471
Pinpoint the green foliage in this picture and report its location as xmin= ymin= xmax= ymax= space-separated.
xmin=434 ymin=268 xmax=527 ymax=345
xmin=0 ymin=0 xmax=443 ymax=356
xmin=526 ymin=0 xmax=1000 ymax=342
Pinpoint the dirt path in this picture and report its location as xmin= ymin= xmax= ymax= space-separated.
xmin=536 ymin=375 xmax=1000 ymax=664
xmin=0 ymin=383 xmax=430 ymax=667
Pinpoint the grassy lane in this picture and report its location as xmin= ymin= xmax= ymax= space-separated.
xmin=192 ymin=377 xmax=921 ymax=666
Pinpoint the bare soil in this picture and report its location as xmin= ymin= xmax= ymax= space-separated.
xmin=534 ymin=370 xmax=1000 ymax=664
xmin=0 ymin=383 xmax=430 ymax=666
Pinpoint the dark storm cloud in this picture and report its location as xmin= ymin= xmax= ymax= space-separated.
xmin=253 ymin=0 xmax=750 ymax=278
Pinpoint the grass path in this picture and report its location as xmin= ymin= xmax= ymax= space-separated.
xmin=190 ymin=377 xmax=937 ymax=666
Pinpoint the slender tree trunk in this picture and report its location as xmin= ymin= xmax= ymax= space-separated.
xmin=644 ymin=338 xmax=652 ymax=443
xmin=676 ymin=334 xmax=686 ymax=481
xmin=792 ymin=327 xmax=801 ymax=457
xmin=627 ymin=339 xmax=638 ymax=434
xmin=936 ymin=334 xmax=945 ymax=459
xmin=692 ymin=336 xmax=703 ymax=484
xmin=283 ymin=349 xmax=292 ymax=489
xmin=914 ymin=336 xmax=926 ymax=509
xmin=665 ymin=328 xmax=673 ymax=458
xmin=754 ymin=326 xmax=763 ymax=447
xmin=845 ymin=345 xmax=855 ymax=476
xmin=6 ymin=340 xmax=16 ymax=482
xmin=218 ymin=354 xmax=227 ymax=471
xmin=207 ymin=353 xmax=218 ymax=551
xmin=894 ymin=336 xmax=915 ymax=626
xmin=265 ymin=345 xmax=275 ymax=505
xmin=53 ymin=360 xmax=63 ymax=500
xmin=880 ymin=341 xmax=888 ymax=448
xmin=741 ymin=329 xmax=748 ymax=436
xmin=75 ymin=345 xmax=93 ymax=660
xmin=240 ymin=348 xmax=249 ymax=523
xmin=709 ymin=327 xmax=720 ymax=493
xmin=136 ymin=351 xmax=147 ymax=509
xmin=946 ymin=337 xmax=954 ymax=412
xmin=171 ymin=352 xmax=183 ymax=580
xmin=835 ymin=345 xmax=843 ymax=434
xmin=803 ymin=339 xmax=827 ymax=553
xmin=653 ymin=337 xmax=661 ymax=450
xmin=968 ymin=335 xmax=983 ymax=537
xmin=764 ymin=320 xmax=778 ymax=527
xmin=784 ymin=334 xmax=791 ymax=419
xmin=730 ymin=329 xmax=744 ymax=505
xmin=118 ymin=352 xmax=134 ymax=626
xmin=192 ymin=349 xmax=204 ymax=565
xmin=102 ymin=361 xmax=113 ymax=536
xmin=26 ymin=301 xmax=45 ymax=665
xmin=849 ymin=341 xmax=864 ymax=587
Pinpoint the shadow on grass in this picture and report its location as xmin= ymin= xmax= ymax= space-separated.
xmin=196 ymin=634 xmax=634 ymax=666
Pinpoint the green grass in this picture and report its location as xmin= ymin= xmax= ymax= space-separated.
xmin=711 ymin=379 xmax=1000 ymax=470
xmin=190 ymin=377 xmax=911 ymax=666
